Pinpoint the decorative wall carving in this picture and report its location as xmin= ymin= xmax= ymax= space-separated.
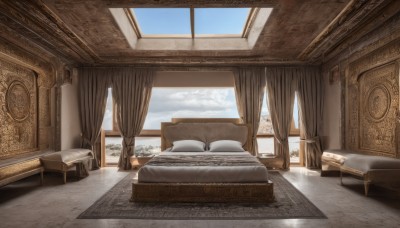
xmin=0 ymin=59 xmax=38 ymax=159
xmin=345 ymin=39 xmax=400 ymax=158
xmin=6 ymin=81 xmax=31 ymax=121
xmin=358 ymin=63 xmax=398 ymax=155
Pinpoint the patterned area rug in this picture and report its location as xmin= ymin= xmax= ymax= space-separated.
xmin=78 ymin=172 xmax=326 ymax=220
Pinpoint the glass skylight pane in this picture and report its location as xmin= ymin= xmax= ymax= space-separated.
xmin=195 ymin=8 xmax=250 ymax=35
xmin=131 ymin=8 xmax=191 ymax=35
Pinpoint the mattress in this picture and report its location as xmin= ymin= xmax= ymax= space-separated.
xmin=138 ymin=151 xmax=269 ymax=183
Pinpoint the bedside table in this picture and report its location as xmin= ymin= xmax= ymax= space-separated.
xmin=130 ymin=156 xmax=154 ymax=170
xmin=257 ymin=155 xmax=283 ymax=170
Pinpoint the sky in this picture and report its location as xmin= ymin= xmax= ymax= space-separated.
xmin=102 ymin=87 xmax=299 ymax=130
xmin=131 ymin=8 xmax=250 ymax=35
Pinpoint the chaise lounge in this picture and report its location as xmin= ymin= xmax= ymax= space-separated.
xmin=322 ymin=149 xmax=400 ymax=196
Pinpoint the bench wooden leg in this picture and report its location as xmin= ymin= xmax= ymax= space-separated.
xmin=63 ymin=172 xmax=67 ymax=184
xmin=364 ymin=181 xmax=371 ymax=196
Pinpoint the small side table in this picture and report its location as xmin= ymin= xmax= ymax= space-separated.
xmin=130 ymin=156 xmax=154 ymax=170
xmin=257 ymin=154 xmax=283 ymax=170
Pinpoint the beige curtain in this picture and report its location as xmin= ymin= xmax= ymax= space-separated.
xmin=266 ymin=67 xmax=297 ymax=170
xmin=112 ymin=68 xmax=154 ymax=170
xmin=297 ymin=67 xmax=323 ymax=168
xmin=79 ymin=68 xmax=111 ymax=169
xmin=234 ymin=68 xmax=266 ymax=155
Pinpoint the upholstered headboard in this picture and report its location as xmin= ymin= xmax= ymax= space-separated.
xmin=161 ymin=118 xmax=252 ymax=151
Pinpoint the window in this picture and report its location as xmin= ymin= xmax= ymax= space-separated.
xmin=144 ymin=88 xmax=239 ymax=129
xmin=132 ymin=8 xmax=191 ymax=36
xmin=102 ymin=88 xmax=113 ymax=131
xmin=101 ymin=87 xmax=239 ymax=166
xmin=129 ymin=8 xmax=256 ymax=38
xmin=102 ymin=83 xmax=302 ymax=165
xmin=257 ymin=93 xmax=301 ymax=164
xmin=194 ymin=8 xmax=250 ymax=35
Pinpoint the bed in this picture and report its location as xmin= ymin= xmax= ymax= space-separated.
xmin=131 ymin=118 xmax=274 ymax=203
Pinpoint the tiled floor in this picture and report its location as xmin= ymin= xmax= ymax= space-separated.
xmin=1 ymin=167 xmax=399 ymax=228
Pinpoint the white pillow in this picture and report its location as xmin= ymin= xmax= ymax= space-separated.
xmin=171 ymin=140 xmax=205 ymax=152
xmin=209 ymin=140 xmax=245 ymax=152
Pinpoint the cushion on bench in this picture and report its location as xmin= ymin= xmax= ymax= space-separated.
xmin=343 ymin=154 xmax=400 ymax=173
xmin=40 ymin=149 xmax=93 ymax=172
xmin=40 ymin=149 xmax=92 ymax=163
xmin=322 ymin=149 xmax=356 ymax=164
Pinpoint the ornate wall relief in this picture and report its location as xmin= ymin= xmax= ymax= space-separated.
xmin=0 ymin=59 xmax=38 ymax=159
xmin=358 ymin=63 xmax=398 ymax=156
xmin=345 ymin=39 xmax=400 ymax=158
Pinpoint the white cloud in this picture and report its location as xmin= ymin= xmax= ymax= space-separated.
xmin=143 ymin=88 xmax=239 ymax=129
xmin=103 ymin=88 xmax=240 ymax=130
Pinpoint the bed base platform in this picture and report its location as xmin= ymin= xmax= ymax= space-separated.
xmin=131 ymin=180 xmax=274 ymax=203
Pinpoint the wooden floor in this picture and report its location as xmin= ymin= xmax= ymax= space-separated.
xmin=0 ymin=167 xmax=399 ymax=228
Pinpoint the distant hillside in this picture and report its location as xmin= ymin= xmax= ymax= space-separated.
xmin=105 ymin=143 xmax=161 ymax=157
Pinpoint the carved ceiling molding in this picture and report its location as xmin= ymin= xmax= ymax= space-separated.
xmin=299 ymin=0 xmax=388 ymax=62
xmin=104 ymin=0 xmax=279 ymax=8
xmin=92 ymin=56 xmax=308 ymax=66
xmin=0 ymin=0 xmax=98 ymax=64
xmin=29 ymin=0 xmax=99 ymax=62
xmin=0 ymin=14 xmax=77 ymax=65
xmin=0 ymin=22 xmax=58 ymax=64
xmin=330 ymin=9 xmax=400 ymax=66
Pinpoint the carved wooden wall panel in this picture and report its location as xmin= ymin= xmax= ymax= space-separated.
xmin=345 ymin=38 xmax=400 ymax=158
xmin=0 ymin=59 xmax=38 ymax=159
xmin=358 ymin=63 xmax=398 ymax=156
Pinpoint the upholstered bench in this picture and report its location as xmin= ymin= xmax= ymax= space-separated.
xmin=40 ymin=149 xmax=93 ymax=184
xmin=0 ymin=150 xmax=53 ymax=188
xmin=340 ymin=154 xmax=400 ymax=196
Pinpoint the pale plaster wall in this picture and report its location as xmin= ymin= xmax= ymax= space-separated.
xmin=321 ymin=72 xmax=341 ymax=150
xmin=154 ymin=71 xmax=235 ymax=87
xmin=61 ymin=73 xmax=81 ymax=150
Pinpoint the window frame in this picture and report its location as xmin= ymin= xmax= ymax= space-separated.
xmin=126 ymin=7 xmax=258 ymax=39
xmin=256 ymin=94 xmax=303 ymax=165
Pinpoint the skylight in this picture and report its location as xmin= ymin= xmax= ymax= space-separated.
xmin=132 ymin=8 xmax=191 ymax=35
xmin=195 ymin=8 xmax=250 ymax=35
xmin=129 ymin=8 xmax=254 ymax=38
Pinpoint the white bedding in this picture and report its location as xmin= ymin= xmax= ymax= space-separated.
xmin=138 ymin=151 xmax=269 ymax=183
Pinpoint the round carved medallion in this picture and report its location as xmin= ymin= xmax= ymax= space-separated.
xmin=6 ymin=81 xmax=31 ymax=121
xmin=366 ymin=85 xmax=390 ymax=122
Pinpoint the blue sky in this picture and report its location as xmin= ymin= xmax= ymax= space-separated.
xmin=131 ymin=8 xmax=250 ymax=35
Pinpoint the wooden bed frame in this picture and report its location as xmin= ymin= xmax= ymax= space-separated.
xmin=131 ymin=118 xmax=274 ymax=203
